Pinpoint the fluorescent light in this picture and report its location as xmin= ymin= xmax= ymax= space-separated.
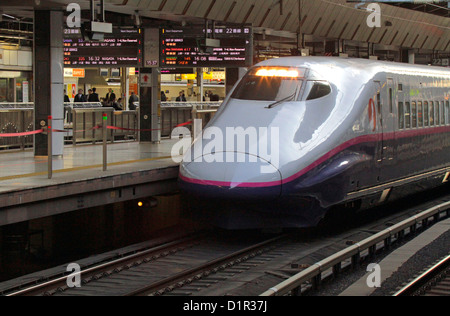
xmin=2 ymin=14 xmax=18 ymax=20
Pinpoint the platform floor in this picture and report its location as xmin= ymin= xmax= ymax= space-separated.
xmin=340 ymin=218 xmax=450 ymax=296
xmin=0 ymin=140 xmax=181 ymax=194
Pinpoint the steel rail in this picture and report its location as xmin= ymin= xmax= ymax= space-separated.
xmin=125 ymin=234 xmax=287 ymax=296
xmin=5 ymin=234 xmax=205 ymax=297
xmin=261 ymin=201 xmax=450 ymax=296
xmin=393 ymin=255 xmax=450 ymax=297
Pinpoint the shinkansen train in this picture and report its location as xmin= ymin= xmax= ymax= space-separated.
xmin=179 ymin=57 xmax=450 ymax=229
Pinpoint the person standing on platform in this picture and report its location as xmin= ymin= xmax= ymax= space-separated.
xmin=210 ymin=93 xmax=220 ymax=102
xmin=89 ymin=87 xmax=100 ymax=102
xmin=106 ymin=88 xmax=116 ymax=103
xmin=110 ymin=97 xmax=123 ymax=111
xmin=129 ymin=91 xmax=139 ymax=110
xmin=176 ymin=91 xmax=187 ymax=102
xmin=74 ymin=89 xmax=87 ymax=103
xmin=64 ymin=90 xmax=70 ymax=103
xmin=87 ymin=89 xmax=93 ymax=101
xmin=161 ymin=91 xmax=167 ymax=102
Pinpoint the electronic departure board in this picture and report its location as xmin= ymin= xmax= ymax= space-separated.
xmin=63 ymin=28 xmax=142 ymax=67
xmin=160 ymin=26 xmax=253 ymax=68
xmin=161 ymin=68 xmax=195 ymax=74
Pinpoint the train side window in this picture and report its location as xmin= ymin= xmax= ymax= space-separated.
xmin=377 ymin=92 xmax=381 ymax=114
xmin=418 ymin=101 xmax=423 ymax=127
xmin=441 ymin=101 xmax=445 ymax=125
xmin=411 ymin=102 xmax=417 ymax=128
xmin=305 ymin=82 xmax=331 ymax=101
xmin=435 ymin=101 xmax=441 ymax=126
xmin=405 ymin=102 xmax=411 ymax=129
xmin=389 ymin=88 xmax=393 ymax=113
xmin=398 ymin=102 xmax=404 ymax=130
xmin=424 ymin=102 xmax=429 ymax=126
xmin=430 ymin=102 xmax=435 ymax=126
xmin=445 ymin=101 xmax=450 ymax=124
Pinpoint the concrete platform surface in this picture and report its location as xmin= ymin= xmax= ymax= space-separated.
xmin=0 ymin=140 xmax=180 ymax=191
xmin=340 ymin=218 xmax=450 ymax=296
xmin=0 ymin=140 xmax=182 ymax=226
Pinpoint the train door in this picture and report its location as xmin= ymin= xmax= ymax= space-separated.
xmin=384 ymin=78 xmax=396 ymax=164
xmin=373 ymin=81 xmax=384 ymax=169
xmin=374 ymin=78 xmax=396 ymax=183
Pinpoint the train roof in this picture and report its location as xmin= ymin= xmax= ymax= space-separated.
xmin=255 ymin=57 xmax=450 ymax=79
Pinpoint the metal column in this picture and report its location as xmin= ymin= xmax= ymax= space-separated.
xmin=139 ymin=68 xmax=161 ymax=143
xmin=408 ymin=50 xmax=416 ymax=64
xmin=34 ymin=10 xmax=64 ymax=157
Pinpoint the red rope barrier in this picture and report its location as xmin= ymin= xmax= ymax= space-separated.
xmin=0 ymin=120 xmax=193 ymax=138
xmin=0 ymin=129 xmax=44 ymax=137
xmin=175 ymin=121 xmax=193 ymax=127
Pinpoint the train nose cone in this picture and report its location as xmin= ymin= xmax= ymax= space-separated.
xmin=179 ymin=152 xmax=282 ymax=200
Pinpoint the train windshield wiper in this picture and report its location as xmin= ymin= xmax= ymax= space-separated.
xmin=266 ymin=89 xmax=298 ymax=109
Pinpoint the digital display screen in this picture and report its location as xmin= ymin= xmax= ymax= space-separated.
xmin=160 ymin=26 xmax=253 ymax=68
xmin=63 ymin=28 xmax=143 ymax=67
xmin=161 ymin=68 xmax=195 ymax=74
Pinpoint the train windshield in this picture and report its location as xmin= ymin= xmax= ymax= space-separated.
xmin=231 ymin=67 xmax=304 ymax=102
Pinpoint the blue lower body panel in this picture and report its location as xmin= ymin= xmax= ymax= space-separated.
xmin=179 ymin=179 xmax=326 ymax=229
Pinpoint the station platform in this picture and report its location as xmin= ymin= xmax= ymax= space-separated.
xmin=340 ymin=218 xmax=450 ymax=296
xmin=0 ymin=140 xmax=181 ymax=226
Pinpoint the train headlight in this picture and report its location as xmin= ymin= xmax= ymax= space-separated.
xmin=255 ymin=68 xmax=301 ymax=78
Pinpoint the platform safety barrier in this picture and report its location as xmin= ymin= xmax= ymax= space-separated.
xmin=161 ymin=102 xmax=221 ymax=137
xmin=0 ymin=101 xmax=222 ymax=178
xmin=0 ymin=102 xmax=221 ymax=148
xmin=67 ymin=104 xmax=138 ymax=145
xmin=0 ymin=104 xmax=34 ymax=149
xmin=0 ymin=112 xmax=193 ymax=178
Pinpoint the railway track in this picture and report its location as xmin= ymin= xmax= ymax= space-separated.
xmin=4 ymin=233 xmax=206 ymax=296
xmin=4 ymin=232 xmax=286 ymax=296
xmin=159 ymin=197 xmax=450 ymax=296
xmin=394 ymin=255 xmax=450 ymax=296
xmin=3 ymin=189 xmax=450 ymax=297
xmin=259 ymin=201 xmax=450 ymax=297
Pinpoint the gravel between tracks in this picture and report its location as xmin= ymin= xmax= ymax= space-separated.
xmin=371 ymin=229 xmax=450 ymax=296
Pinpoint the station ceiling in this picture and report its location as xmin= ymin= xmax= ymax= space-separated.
xmin=0 ymin=0 xmax=449 ymax=52
xmin=388 ymin=1 xmax=449 ymax=18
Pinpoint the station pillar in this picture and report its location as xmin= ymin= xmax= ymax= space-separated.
xmin=197 ymin=68 xmax=204 ymax=102
xmin=408 ymin=50 xmax=416 ymax=64
xmin=34 ymin=10 xmax=64 ymax=157
xmin=139 ymin=68 xmax=161 ymax=143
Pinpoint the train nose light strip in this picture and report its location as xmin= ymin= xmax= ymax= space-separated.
xmin=255 ymin=68 xmax=301 ymax=78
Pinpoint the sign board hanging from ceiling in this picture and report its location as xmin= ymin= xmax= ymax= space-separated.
xmin=63 ymin=28 xmax=143 ymax=68
xmin=144 ymin=28 xmax=160 ymax=68
xmin=64 ymin=68 xmax=85 ymax=78
xmin=160 ymin=26 xmax=253 ymax=68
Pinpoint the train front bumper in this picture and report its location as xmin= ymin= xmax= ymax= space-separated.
xmin=179 ymin=152 xmax=282 ymax=200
